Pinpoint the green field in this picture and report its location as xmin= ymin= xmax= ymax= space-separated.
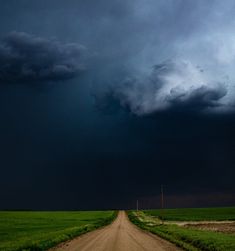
xmin=0 ymin=211 xmax=116 ymax=251
xmin=144 ymin=207 xmax=235 ymax=221
xmin=128 ymin=208 xmax=235 ymax=251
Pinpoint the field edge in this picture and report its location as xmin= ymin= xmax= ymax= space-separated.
xmin=127 ymin=210 xmax=235 ymax=251
xmin=1 ymin=211 xmax=118 ymax=251
xmin=44 ymin=210 xmax=118 ymax=251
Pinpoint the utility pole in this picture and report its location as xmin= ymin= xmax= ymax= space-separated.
xmin=161 ymin=185 xmax=164 ymax=210
xmin=136 ymin=199 xmax=139 ymax=211
xmin=161 ymin=184 xmax=164 ymax=224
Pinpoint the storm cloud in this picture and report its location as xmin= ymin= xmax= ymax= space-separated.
xmin=89 ymin=0 xmax=235 ymax=115
xmin=108 ymin=60 xmax=228 ymax=115
xmin=1 ymin=0 xmax=235 ymax=209
xmin=0 ymin=32 xmax=86 ymax=82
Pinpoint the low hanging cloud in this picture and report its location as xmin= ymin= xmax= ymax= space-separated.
xmin=106 ymin=60 xmax=228 ymax=115
xmin=0 ymin=32 xmax=86 ymax=82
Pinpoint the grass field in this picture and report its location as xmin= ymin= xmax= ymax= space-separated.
xmin=0 ymin=210 xmax=116 ymax=251
xmin=128 ymin=209 xmax=235 ymax=251
xmin=144 ymin=207 xmax=235 ymax=221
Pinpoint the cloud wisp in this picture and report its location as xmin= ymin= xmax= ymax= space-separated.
xmin=0 ymin=32 xmax=86 ymax=83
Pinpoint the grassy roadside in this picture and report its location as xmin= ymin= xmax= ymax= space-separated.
xmin=128 ymin=211 xmax=235 ymax=251
xmin=0 ymin=211 xmax=117 ymax=251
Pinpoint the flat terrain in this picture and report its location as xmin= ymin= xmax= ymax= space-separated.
xmin=144 ymin=207 xmax=235 ymax=221
xmin=1 ymin=208 xmax=235 ymax=251
xmin=52 ymin=211 xmax=182 ymax=251
xmin=129 ymin=209 xmax=235 ymax=251
xmin=143 ymin=208 xmax=235 ymax=234
xmin=0 ymin=211 xmax=115 ymax=251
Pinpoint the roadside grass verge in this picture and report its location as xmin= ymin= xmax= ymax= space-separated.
xmin=0 ymin=211 xmax=117 ymax=251
xmin=128 ymin=211 xmax=235 ymax=251
xmin=144 ymin=207 xmax=235 ymax=221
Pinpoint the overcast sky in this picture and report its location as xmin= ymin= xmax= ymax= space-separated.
xmin=0 ymin=0 xmax=235 ymax=209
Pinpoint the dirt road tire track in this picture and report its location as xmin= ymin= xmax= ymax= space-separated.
xmin=50 ymin=211 xmax=182 ymax=251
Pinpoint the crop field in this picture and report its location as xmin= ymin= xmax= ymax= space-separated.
xmin=0 ymin=210 xmax=116 ymax=251
xmin=128 ymin=208 xmax=235 ymax=251
xmin=144 ymin=207 xmax=235 ymax=221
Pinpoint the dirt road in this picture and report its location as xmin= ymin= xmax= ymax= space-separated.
xmin=51 ymin=211 xmax=181 ymax=251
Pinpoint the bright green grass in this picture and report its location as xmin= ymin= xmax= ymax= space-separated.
xmin=128 ymin=211 xmax=235 ymax=251
xmin=0 ymin=211 xmax=116 ymax=251
xmin=144 ymin=207 xmax=235 ymax=221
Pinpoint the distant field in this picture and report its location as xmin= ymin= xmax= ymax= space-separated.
xmin=129 ymin=209 xmax=235 ymax=251
xmin=0 ymin=211 xmax=116 ymax=251
xmin=144 ymin=207 xmax=235 ymax=221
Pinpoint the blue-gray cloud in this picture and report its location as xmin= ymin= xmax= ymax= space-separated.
xmin=98 ymin=60 xmax=228 ymax=115
xmin=0 ymin=32 xmax=86 ymax=82
xmin=83 ymin=0 xmax=235 ymax=115
xmin=1 ymin=1 xmax=235 ymax=113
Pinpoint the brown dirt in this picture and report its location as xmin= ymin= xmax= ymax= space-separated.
xmin=184 ymin=222 xmax=235 ymax=234
xmin=50 ymin=211 xmax=182 ymax=251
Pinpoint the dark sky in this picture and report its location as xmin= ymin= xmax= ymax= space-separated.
xmin=0 ymin=0 xmax=235 ymax=210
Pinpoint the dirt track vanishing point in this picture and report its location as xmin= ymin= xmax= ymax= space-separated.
xmin=51 ymin=211 xmax=182 ymax=251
